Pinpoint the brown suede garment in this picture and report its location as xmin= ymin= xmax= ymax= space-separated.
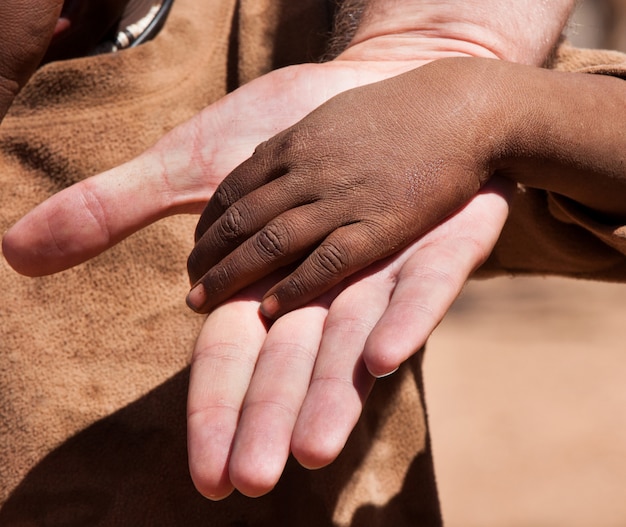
xmin=0 ymin=1 xmax=439 ymax=526
xmin=0 ymin=0 xmax=625 ymax=524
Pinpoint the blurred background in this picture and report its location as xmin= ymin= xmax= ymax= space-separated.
xmin=423 ymin=2 xmax=626 ymax=525
xmin=567 ymin=0 xmax=626 ymax=50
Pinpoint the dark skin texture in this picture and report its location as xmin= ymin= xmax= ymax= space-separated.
xmin=187 ymin=56 xmax=626 ymax=319
xmin=0 ymin=0 xmax=62 ymax=122
xmin=0 ymin=0 xmax=130 ymax=122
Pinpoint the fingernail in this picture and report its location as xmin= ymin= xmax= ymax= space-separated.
xmin=186 ymin=283 xmax=207 ymax=312
xmin=372 ymin=367 xmax=399 ymax=379
xmin=259 ymin=294 xmax=279 ymax=319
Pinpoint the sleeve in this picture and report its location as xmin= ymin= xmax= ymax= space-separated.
xmin=476 ymin=44 xmax=626 ymax=282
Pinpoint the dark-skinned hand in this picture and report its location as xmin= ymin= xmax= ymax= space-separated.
xmin=0 ymin=0 xmax=132 ymax=123
xmin=187 ymin=57 xmax=505 ymax=318
xmin=0 ymin=0 xmax=62 ymax=122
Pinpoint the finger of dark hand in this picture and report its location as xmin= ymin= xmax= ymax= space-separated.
xmin=259 ymin=222 xmax=395 ymax=319
xmin=187 ymin=204 xmax=339 ymax=314
xmin=194 ymin=140 xmax=287 ymax=242
xmin=188 ymin=173 xmax=314 ymax=284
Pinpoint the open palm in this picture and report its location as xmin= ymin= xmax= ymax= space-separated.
xmin=3 ymin=56 xmax=510 ymax=499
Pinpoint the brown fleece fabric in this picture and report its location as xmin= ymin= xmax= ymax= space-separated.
xmin=0 ymin=1 xmax=440 ymax=526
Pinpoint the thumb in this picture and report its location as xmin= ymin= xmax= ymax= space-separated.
xmin=3 ymin=60 xmax=386 ymax=276
xmin=2 ymin=147 xmax=210 ymax=276
xmin=2 ymin=81 xmax=266 ymax=277
xmin=1 ymin=69 xmax=295 ymax=277
xmin=1 ymin=81 xmax=285 ymax=276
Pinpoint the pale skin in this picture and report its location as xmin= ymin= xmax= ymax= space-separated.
xmin=188 ymin=57 xmax=626 ymax=320
xmin=2 ymin=0 xmax=575 ymax=499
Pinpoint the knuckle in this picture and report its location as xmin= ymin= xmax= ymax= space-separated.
xmin=405 ymin=261 xmax=459 ymax=292
xmin=275 ymin=129 xmax=299 ymax=152
xmin=254 ymin=221 xmax=289 ymax=259
xmin=204 ymin=264 xmax=234 ymax=296
xmin=252 ymin=139 xmax=270 ymax=156
xmin=312 ymin=241 xmax=349 ymax=278
xmin=211 ymin=181 xmax=240 ymax=211
xmin=254 ymin=128 xmax=302 ymax=159
xmin=272 ymin=128 xmax=310 ymax=164
xmin=216 ymin=205 xmax=247 ymax=241
xmin=461 ymin=233 xmax=495 ymax=266
xmin=394 ymin=297 xmax=438 ymax=326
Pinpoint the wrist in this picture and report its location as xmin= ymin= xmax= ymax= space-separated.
xmin=337 ymin=32 xmax=501 ymax=63
xmin=338 ymin=0 xmax=575 ymax=66
xmin=491 ymin=64 xmax=626 ymax=219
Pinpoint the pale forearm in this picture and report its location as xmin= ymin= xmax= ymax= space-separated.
xmin=337 ymin=0 xmax=576 ymax=66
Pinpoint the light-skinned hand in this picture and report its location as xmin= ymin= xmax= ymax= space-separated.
xmin=0 ymin=0 xmax=578 ymax=504
xmin=187 ymin=177 xmax=511 ymax=498
xmin=2 ymin=53 xmax=511 ymax=500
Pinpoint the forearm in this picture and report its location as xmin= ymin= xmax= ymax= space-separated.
xmin=0 ymin=0 xmax=62 ymax=121
xmin=335 ymin=0 xmax=575 ymax=66
xmin=495 ymin=64 xmax=626 ymax=219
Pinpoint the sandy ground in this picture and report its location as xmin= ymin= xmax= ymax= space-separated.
xmin=425 ymin=277 xmax=626 ymax=526
xmin=422 ymin=4 xmax=626 ymax=524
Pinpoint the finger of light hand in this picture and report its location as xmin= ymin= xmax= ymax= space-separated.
xmin=364 ymin=179 xmax=512 ymax=377
xmin=228 ymin=304 xmax=326 ymax=497
xmin=187 ymin=295 xmax=266 ymax=500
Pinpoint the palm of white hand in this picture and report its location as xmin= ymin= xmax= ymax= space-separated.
xmin=3 ymin=59 xmax=418 ymax=277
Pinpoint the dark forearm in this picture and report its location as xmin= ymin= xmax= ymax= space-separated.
xmin=492 ymin=62 xmax=626 ymax=219
xmin=382 ymin=56 xmax=626 ymax=220
xmin=0 ymin=0 xmax=62 ymax=121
